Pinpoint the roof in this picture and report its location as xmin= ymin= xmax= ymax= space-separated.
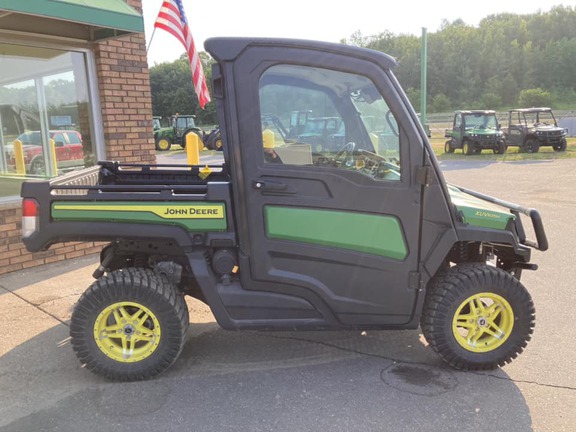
xmin=509 ymin=107 xmax=553 ymax=113
xmin=454 ymin=110 xmax=497 ymax=115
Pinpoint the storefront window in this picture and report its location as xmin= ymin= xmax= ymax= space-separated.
xmin=0 ymin=43 xmax=95 ymax=200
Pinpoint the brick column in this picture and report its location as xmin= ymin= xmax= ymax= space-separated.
xmin=93 ymin=0 xmax=155 ymax=164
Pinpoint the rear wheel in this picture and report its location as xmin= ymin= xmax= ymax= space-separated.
xmin=70 ymin=268 xmax=189 ymax=381
xmin=524 ymin=138 xmax=540 ymax=153
xmin=215 ymin=138 xmax=223 ymax=151
xmin=156 ymin=137 xmax=172 ymax=151
xmin=444 ymin=141 xmax=454 ymax=153
xmin=421 ymin=263 xmax=535 ymax=370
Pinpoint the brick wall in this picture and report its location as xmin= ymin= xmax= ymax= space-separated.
xmin=0 ymin=202 xmax=104 ymax=275
xmin=95 ymin=0 xmax=155 ymax=164
xmin=0 ymin=0 xmax=153 ymax=275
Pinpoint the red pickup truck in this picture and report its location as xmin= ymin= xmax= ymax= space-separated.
xmin=5 ymin=130 xmax=84 ymax=175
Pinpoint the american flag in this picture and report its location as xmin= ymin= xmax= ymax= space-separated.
xmin=154 ymin=0 xmax=211 ymax=109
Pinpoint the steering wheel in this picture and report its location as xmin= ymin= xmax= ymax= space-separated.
xmin=334 ymin=142 xmax=356 ymax=167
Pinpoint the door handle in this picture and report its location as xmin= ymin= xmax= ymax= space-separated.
xmin=253 ymin=179 xmax=287 ymax=191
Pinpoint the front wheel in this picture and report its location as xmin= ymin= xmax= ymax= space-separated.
xmin=70 ymin=268 xmax=189 ymax=381
xmin=421 ymin=263 xmax=535 ymax=370
xmin=553 ymin=138 xmax=567 ymax=152
xmin=29 ymin=157 xmax=46 ymax=176
xmin=462 ymin=141 xmax=473 ymax=156
xmin=493 ymin=141 xmax=507 ymax=155
xmin=156 ymin=137 xmax=172 ymax=151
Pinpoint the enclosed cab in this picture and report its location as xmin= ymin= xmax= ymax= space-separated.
xmin=445 ymin=110 xmax=506 ymax=155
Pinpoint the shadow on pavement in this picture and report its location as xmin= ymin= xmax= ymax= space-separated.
xmin=0 ymin=319 xmax=534 ymax=432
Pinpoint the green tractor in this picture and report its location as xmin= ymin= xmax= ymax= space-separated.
xmin=445 ymin=110 xmax=506 ymax=155
xmin=154 ymin=114 xmax=204 ymax=151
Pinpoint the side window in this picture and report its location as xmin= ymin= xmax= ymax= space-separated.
xmin=53 ymin=133 xmax=65 ymax=145
xmin=66 ymin=132 xmax=82 ymax=144
xmin=259 ymin=65 xmax=400 ymax=181
xmin=454 ymin=114 xmax=462 ymax=128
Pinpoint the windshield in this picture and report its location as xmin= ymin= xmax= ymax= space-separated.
xmin=464 ymin=114 xmax=497 ymax=129
xmin=301 ymin=119 xmax=326 ymax=135
xmin=527 ymin=111 xmax=556 ymax=126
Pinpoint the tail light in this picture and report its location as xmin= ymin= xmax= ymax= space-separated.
xmin=22 ymin=198 xmax=39 ymax=238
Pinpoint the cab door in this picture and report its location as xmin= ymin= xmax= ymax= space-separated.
xmin=208 ymin=39 xmax=427 ymax=327
xmin=452 ymin=112 xmax=463 ymax=146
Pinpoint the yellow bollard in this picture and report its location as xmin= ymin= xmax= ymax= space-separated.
xmin=49 ymin=138 xmax=58 ymax=175
xmin=262 ymin=128 xmax=275 ymax=149
xmin=185 ymin=132 xmax=200 ymax=165
xmin=13 ymin=139 xmax=26 ymax=175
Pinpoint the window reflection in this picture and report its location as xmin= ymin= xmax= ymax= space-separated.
xmin=0 ymin=43 xmax=94 ymax=198
xmin=259 ymin=64 xmax=401 ymax=181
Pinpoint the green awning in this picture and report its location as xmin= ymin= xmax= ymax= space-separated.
xmin=0 ymin=0 xmax=144 ymax=41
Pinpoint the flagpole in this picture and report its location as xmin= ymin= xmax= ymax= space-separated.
xmin=146 ymin=1 xmax=165 ymax=55
xmin=146 ymin=27 xmax=157 ymax=55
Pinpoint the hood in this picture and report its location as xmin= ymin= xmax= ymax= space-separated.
xmin=447 ymin=184 xmax=515 ymax=230
xmin=466 ymin=127 xmax=503 ymax=135
xmin=534 ymin=124 xmax=564 ymax=131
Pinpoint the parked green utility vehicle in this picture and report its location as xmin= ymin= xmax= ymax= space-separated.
xmin=154 ymin=114 xmax=203 ymax=151
xmin=21 ymin=38 xmax=548 ymax=381
xmin=504 ymin=108 xmax=567 ymax=153
xmin=445 ymin=110 xmax=506 ymax=155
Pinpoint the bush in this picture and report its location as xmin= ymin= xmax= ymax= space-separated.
xmin=518 ymin=88 xmax=552 ymax=107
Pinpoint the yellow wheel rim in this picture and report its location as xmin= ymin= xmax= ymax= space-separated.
xmin=158 ymin=139 xmax=170 ymax=151
xmin=215 ymin=139 xmax=223 ymax=149
xmin=94 ymin=302 xmax=161 ymax=363
xmin=452 ymin=292 xmax=514 ymax=353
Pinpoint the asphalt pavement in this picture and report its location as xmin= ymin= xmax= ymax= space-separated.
xmin=1 ymin=157 xmax=575 ymax=432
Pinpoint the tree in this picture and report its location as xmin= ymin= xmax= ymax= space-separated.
xmin=478 ymin=93 xmax=502 ymax=110
xmin=431 ymin=93 xmax=451 ymax=113
xmin=149 ymin=53 xmax=217 ymax=126
xmin=346 ymin=7 xmax=576 ymax=110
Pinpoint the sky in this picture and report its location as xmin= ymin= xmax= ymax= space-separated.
xmin=143 ymin=0 xmax=576 ymax=66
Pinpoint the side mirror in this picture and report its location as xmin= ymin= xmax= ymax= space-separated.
xmin=55 ymin=140 xmax=65 ymax=147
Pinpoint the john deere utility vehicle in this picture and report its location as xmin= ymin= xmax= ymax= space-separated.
xmin=445 ymin=110 xmax=506 ymax=155
xmin=21 ymin=38 xmax=548 ymax=381
xmin=504 ymin=107 xmax=567 ymax=153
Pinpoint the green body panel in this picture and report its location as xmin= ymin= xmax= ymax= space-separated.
xmin=155 ymin=127 xmax=176 ymax=141
xmin=264 ymin=206 xmax=408 ymax=260
xmin=51 ymin=202 xmax=227 ymax=232
xmin=448 ymin=185 xmax=515 ymax=230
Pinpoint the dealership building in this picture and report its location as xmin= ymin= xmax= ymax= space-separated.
xmin=0 ymin=0 xmax=155 ymax=274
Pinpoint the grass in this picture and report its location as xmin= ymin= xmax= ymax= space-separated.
xmin=430 ymin=134 xmax=576 ymax=162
